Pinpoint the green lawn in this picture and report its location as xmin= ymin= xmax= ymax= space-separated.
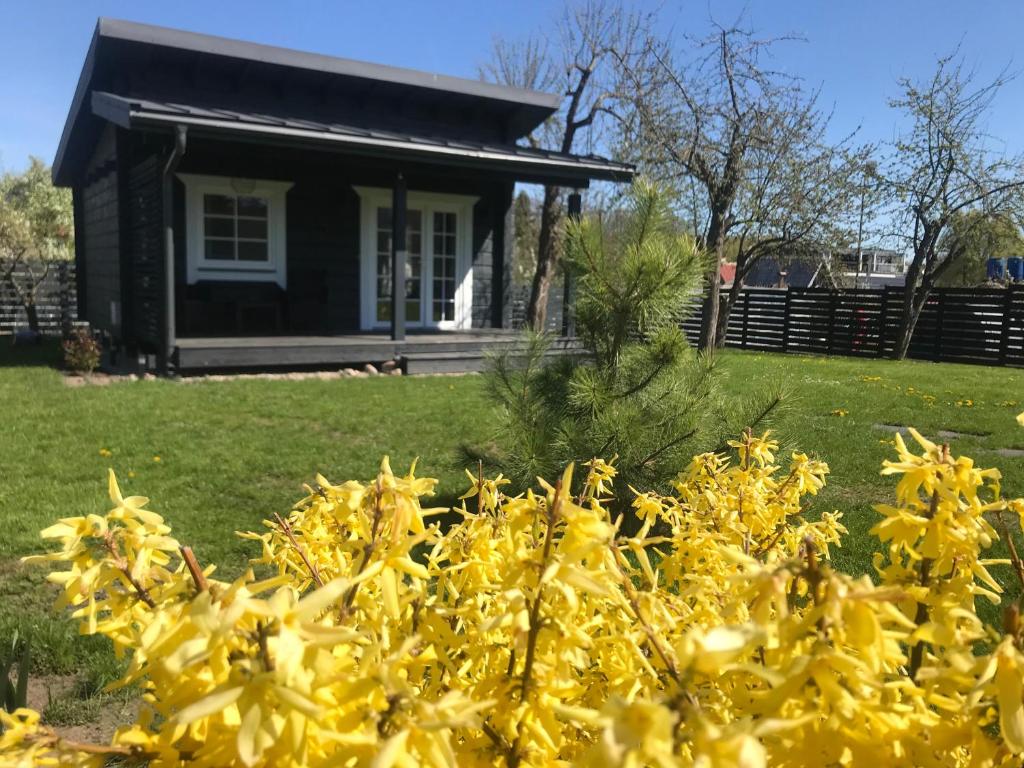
xmin=1 ymin=340 xmax=1022 ymax=728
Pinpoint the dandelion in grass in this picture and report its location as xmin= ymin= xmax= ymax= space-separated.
xmin=152 ymin=455 xmax=161 ymax=463
xmin=831 ymin=408 xmax=848 ymax=417
xmin=861 ymin=375 xmax=882 ymax=382
xmin=1017 ymin=412 xmax=1024 ymax=427
xmin=98 ymin=448 xmax=112 ymax=457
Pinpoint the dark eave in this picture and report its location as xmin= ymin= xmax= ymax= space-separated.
xmin=91 ymin=92 xmax=635 ymax=185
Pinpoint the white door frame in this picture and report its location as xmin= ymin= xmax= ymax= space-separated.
xmin=354 ymin=186 xmax=478 ymax=331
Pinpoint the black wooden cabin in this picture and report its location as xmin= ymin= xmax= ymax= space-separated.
xmin=53 ymin=19 xmax=632 ymax=373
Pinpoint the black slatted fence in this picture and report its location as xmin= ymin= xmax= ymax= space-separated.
xmin=682 ymin=285 xmax=1024 ymax=367
xmin=0 ymin=261 xmax=77 ymax=335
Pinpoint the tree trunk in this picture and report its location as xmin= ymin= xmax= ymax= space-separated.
xmin=527 ymin=186 xmax=562 ymax=331
xmin=24 ymin=301 xmax=40 ymax=335
xmin=697 ymin=212 xmax=728 ymax=352
xmin=893 ymin=291 xmax=925 ymax=360
xmin=893 ymin=259 xmax=927 ymax=360
xmin=714 ymin=273 xmax=743 ymax=347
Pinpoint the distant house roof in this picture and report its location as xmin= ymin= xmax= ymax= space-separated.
xmin=91 ymin=92 xmax=634 ymax=183
xmin=54 ymin=19 xmax=632 ymax=186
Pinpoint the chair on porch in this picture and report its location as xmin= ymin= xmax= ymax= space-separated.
xmin=182 ymin=281 xmax=285 ymax=336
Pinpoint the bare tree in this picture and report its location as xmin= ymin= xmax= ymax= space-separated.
xmin=618 ymin=21 xmax=860 ymax=349
xmin=482 ymin=1 xmax=637 ymax=331
xmin=884 ymin=54 xmax=1024 ymax=358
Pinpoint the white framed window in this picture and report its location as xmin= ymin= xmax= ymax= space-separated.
xmin=178 ymin=174 xmax=293 ymax=287
xmin=353 ymin=187 xmax=477 ymax=331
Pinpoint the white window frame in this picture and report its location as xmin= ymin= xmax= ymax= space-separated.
xmin=353 ymin=186 xmax=478 ymax=331
xmin=178 ymin=174 xmax=293 ymax=288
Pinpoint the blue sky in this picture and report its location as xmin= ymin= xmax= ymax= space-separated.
xmin=3 ymin=0 xmax=1024 ymax=172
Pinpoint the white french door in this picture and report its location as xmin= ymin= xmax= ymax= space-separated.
xmin=356 ymin=188 xmax=477 ymax=331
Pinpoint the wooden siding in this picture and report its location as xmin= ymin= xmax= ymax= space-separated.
xmin=123 ymin=149 xmax=164 ymax=351
xmin=79 ymin=125 xmax=121 ymax=336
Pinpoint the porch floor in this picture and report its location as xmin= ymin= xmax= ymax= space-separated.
xmin=175 ymin=330 xmax=576 ymax=373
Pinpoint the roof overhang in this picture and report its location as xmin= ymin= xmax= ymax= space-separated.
xmin=91 ymin=92 xmax=634 ymax=185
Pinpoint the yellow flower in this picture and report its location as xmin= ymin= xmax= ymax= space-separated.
xmin=152 ymin=455 xmax=162 ymax=463
xmin=99 ymin=448 xmax=112 ymax=457
xmin=831 ymin=408 xmax=848 ymax=417
xmin=1017 ymin=412 xmax=1024 ymax=427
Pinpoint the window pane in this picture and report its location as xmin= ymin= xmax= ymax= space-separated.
xmin=237 ymin=196 xmax=268 ymax=218
xmin=238 ymin=219 xmax=268 ymax=239
xmin=205 ymin=239 xmax=235 ymax=260
xmin=406 ymin=300 xmax=420 ymax=319
xmin=237 ymin=241 xmax=269 ymax=262
xmin=377 ymin=207 xmax=392 ymax=229
xmin=204 ymin=216 xmax=235 ymax=238
xmin=203 ymin=194 xmax=235 ymax=215
xmin=377 ymin=300 xmax=391 ymax=322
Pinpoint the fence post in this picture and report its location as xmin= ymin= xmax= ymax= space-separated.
xmin=826 ymin=290 xmax=837 ymax=354
xmin=999 ymin=286 xmax=1013 ymax=366
xmin=781 ymin=289 xmax=792 ymax=353
xmin=877 ymin=290 xmax=889 ymax=358
xmin=740 ymin=290 xmax=749 ymax=349
xmin=933 ymin=290 xmax=944 ymax=362
xmin=58 ymin=261 xmax=72 ymax=337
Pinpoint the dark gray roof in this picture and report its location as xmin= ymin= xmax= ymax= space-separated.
xmin=54 ymin=18 xmax=572 ymax=185
xmin=91 ymin=92 xmax=634 ymax=183
xmin=95 ymin=18 xmax=561 ymax=110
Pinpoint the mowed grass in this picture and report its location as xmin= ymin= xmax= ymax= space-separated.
xmin=0 ymin=340 xmax=1022 ymax=726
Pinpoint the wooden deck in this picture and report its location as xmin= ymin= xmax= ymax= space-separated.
xmin=175 ymin=330 xmax=578 ymax=373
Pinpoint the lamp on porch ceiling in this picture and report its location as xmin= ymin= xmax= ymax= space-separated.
xmin=230 ymin=178 xmax=256 ymax=194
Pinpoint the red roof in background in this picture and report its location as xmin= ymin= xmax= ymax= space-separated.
xmin=720 ymin=263 xmax=737 ymax=284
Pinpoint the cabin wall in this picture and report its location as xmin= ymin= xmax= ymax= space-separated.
xmin=78 ymin=125 xmax=121 ymax=337
xmin=119 ymin=132 xmax=165 ymax=353
xmin=167 ymin=138 xmax=513 ymax=336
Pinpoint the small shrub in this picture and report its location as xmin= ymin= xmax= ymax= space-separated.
xmin=482 ymin=180 xmax=783 ymax=511
xmin=61 ymin=328 xmax=100 ymax=374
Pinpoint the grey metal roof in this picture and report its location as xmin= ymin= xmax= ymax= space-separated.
xmin=96 ymin=18 xmax=561 ymax=111
xmin=91 ymin=92 xmax=635 ymax=183
xmin=54 ymin=18 xmax=568 ymax=185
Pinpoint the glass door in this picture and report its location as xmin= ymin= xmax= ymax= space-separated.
xmin=374 ymin=207 xmax=423 ymax=326
xmin=372 ymin=205 xmax=459 ymax=328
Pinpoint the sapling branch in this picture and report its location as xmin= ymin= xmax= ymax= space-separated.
xmin=179 ymin=546 xmax=207 ymax=593
xmin=103 ymin=532 xmax=156 ymax=608
xmin=274 ymin=512 xmax=324 ymax=588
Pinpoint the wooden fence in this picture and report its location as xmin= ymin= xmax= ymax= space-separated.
xmin=0 ymin=261 xmax=77 ymax=335
xmin=681 ymin=285 xmax=1024 ymax=367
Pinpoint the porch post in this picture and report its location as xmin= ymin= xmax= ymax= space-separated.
xmin=160 ymin=125 xmax=188 ymax=374
xmin=391 ymin=173 xmax=407 ymax=341
xmin=562 ymin=191 xmax=582 ymax=337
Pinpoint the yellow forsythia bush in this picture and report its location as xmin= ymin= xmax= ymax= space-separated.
xmin=6 ymin=429 xmax=1024 ymax=766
